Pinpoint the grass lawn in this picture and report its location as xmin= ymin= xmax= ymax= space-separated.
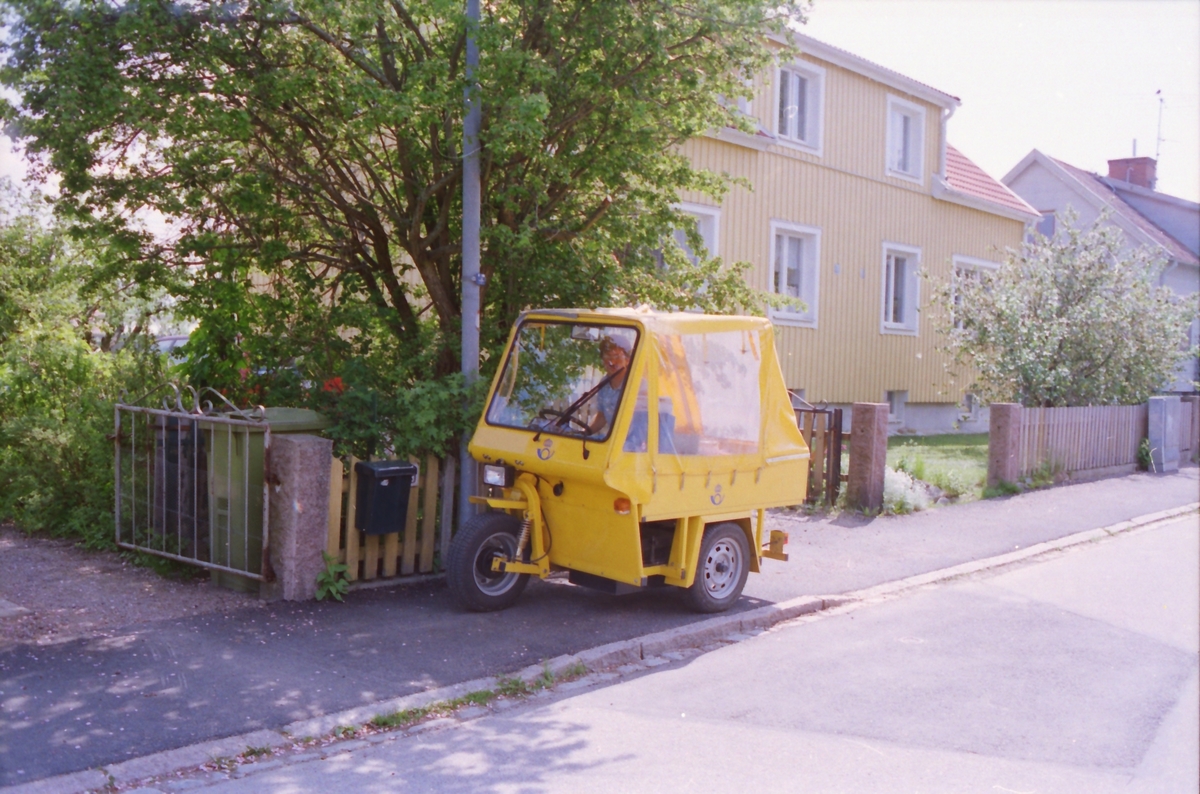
xmin=886 ymin=433 xmax=989 ymax=499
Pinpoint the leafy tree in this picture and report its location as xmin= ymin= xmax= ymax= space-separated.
xmin=933 ymin=210 xmax=1197 ymax=407
xmin=0 ymin=0 xmax=802 ymax=456
xmin=0 ymin=180 xmax=166 ymax=547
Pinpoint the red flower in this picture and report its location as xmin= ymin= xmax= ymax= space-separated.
xmin=323 ymin=376 xmax=346 ymax=394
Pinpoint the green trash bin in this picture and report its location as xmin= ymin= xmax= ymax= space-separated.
xmin=208 ymin=407 xmax=333 ymax=592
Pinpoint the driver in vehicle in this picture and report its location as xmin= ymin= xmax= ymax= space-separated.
xmin=587 ymin=336 xmax=631 ymax=437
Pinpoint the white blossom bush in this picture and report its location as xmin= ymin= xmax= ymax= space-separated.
xmin=883 ymin=467 xmax=930 ymax=515
xmin=933 ymin=210 xmax=1197 ymax=407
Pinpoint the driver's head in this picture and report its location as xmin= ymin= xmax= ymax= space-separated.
xmin=599 ymin=336 xmax=630 ymax=372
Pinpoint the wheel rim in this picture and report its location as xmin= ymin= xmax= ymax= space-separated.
xmin=701 ymin=538 xmax=742 ymax=600
xmin=472 ymin=531 xmax=521 ymax=596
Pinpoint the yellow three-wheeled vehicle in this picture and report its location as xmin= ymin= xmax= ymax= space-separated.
xmin=447 ymin=308 xmax=809 ymax=613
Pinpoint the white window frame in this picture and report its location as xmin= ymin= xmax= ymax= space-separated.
xmin=880 ymin=242 xmax=922 ymax=336
xmin=768 ymin=221 xmax=821 ymax=328
xmin=886 ymin=94 xmax=926 ymax=183
xmin=775 ymin=61 xmax=825 ymax=156
xmin=950 ymin=255 xmax=999 ymax=330
xmin=672 ymin=202 xmax=721 ymax=264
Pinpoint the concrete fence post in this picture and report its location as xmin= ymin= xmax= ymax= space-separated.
xmin=1147 ymin=395 xmax=1181 ymax=473
xmin=846 ymin=403 xmax=888 ymax=512
xmin=987 ymin=403 xmax=1021 ymax=488
xmin=265 ymin=433 xmax=335 ymax=601
xmin=1184 ymin=395 xmax=1200 ymax=463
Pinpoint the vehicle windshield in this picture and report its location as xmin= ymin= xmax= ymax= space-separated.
xmin=485 ymin=321 xmax=639 ymax=441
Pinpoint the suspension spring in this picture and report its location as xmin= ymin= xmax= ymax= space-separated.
xmin=515 ymin=515 xmax=532 ymax=560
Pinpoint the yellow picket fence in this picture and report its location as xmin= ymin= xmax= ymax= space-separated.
xmin=324 ymin=454 xmax=454 ymax=582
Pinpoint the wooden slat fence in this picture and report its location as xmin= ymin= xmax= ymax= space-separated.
xmin=1017 ymin=405 xmax=1148 ymax=479
xmin=793 ymin=406 xmax=844 ymax=505
xmin=325 ymin=454 xmax=453 ymax=582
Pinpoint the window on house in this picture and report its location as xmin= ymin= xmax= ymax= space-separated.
xmin=950 ymin=255 xmax=999 ymax=330
xmin=777 ymin=62 xmax=824 ymax=153
xmin=1036 ymin=212 xmax=1056 ymax=238
xmin=881 ymin=244 xmax=921 ymax=334
xmin=718 ymin=81 xmax=753 ymax=117
xmin=671 ymin=204 xmax=720 ymax=264
xmin=886 ymin=95 xmax=925 ymax=181
xmin=886 ymin=390 xmax=907 ymax=423
xmin=961 ymin=392 xmax=980 ymax=421
xmin=770 ymin=222 xmax=821 ymax=327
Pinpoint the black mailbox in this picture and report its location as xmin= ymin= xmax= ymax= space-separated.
xmin=354 ymin=460 xmax=419 ymax=536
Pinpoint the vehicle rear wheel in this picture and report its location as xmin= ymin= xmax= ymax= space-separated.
xmin=446 ymin=512 xmax=530 ymax=612
xmin=685 ymin=522 xmax=750 ymax=613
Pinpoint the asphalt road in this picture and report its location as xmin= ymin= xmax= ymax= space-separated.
xmin=193 ymin=513 xmax=1200 ymax=794
xmin=0 ymin=468 xmax=1196 ymax=786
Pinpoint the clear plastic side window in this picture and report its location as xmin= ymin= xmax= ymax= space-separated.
xmin=620 ymin=377 xmax=651 ymax=453
xmin=656 ymin=331 xmax=761 ymax=456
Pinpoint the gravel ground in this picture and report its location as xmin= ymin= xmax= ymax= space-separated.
xmin=0 ymin=524 xmax=262 ymax=651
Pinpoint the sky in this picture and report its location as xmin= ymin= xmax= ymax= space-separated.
xmin=2 ymin=0 xmax=1198 ymax=204
xmin=800 ymin=0 xmax=1200 ymax=202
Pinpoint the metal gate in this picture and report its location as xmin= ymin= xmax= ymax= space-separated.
xmin=114 ymin=386 xmax=272 ymax=581
xmin=792 ymin=395 xmax=844 ymax=506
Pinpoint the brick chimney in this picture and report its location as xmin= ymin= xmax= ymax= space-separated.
xmin=1107 ymin=156 xmax=1157 ymax=190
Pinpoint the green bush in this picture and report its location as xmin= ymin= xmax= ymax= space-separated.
xmin=928 ymin=469 xmax=970 ymax=499
xmin=1136 ymin=438 xmax=1153 ymax=472
xmin=0 ymin=324 xmax=164 ymax=549
xmin=0 ymin=182 xmax=166 ymax=548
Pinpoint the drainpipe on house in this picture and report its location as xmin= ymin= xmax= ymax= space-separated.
xmin=938 ymin=104 xmax=956 ymax=180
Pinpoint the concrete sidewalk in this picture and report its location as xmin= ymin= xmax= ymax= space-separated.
xmin=1 ymin=468 xmax=1197 ymax=790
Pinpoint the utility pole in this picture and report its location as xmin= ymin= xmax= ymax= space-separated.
xmin=459 ymin=0 xmax=482 ymax=531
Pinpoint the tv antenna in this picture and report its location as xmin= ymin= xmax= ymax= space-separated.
xmin=1154 ymin=90 xmax=1164 ymax=163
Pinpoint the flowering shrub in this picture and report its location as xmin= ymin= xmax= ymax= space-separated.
xmin=934 ymin=209 xmax=1197 ymax=407
xmin=883 ymin=467 xmax=931 ymax=515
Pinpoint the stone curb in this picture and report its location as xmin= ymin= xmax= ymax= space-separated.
xmin=0 ymin=598 xmax=29 ymax=619
xmin=102 ymin=730 xmax=287 ymax=787
xmin=280 ymin=674 xmax=498 ymax=739
xmin=5 ymin=501 xmax=1194 ymax=794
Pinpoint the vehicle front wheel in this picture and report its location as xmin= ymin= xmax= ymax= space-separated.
xmin=446 ymin=512 xmax=530 ymax=612
xmin=685 ymin=522 xmax=750 ymax=613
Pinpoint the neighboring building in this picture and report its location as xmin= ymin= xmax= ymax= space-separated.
xmin=1003 ymin=150 xmax=1200 ymax=392
xmin=676 ymin=32 xmax=1037 ymax=433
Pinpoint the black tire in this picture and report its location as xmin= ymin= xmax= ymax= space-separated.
xmin=685 ymin=522 xmax=750 ymax=613
xmin=446 ymin=512 xmax=530 ymax=612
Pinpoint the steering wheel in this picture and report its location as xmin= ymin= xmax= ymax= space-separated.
xmin=536 ymin=408 xmax=591 ymax=434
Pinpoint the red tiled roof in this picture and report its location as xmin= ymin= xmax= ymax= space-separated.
xmin=1052 ymin=158 xmax=1199 ymax=266
xmin=945 ymin=145 xmax=1037 ymax=216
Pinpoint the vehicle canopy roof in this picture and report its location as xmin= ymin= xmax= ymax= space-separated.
xmin=481 ymin=308 xmax=807 ymax=503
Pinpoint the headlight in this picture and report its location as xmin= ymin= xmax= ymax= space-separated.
xmin=483 ymin=464 xmax=515 ymax=488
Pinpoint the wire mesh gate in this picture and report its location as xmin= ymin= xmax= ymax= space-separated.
xmin=114 ymin=388 xmax=272 ymax=581
xmin=792 ymin=397 xmax=844 ymax=506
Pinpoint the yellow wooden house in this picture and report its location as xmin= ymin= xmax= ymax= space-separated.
xmin=676 ymin=32 xmax=1038 ymax=433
